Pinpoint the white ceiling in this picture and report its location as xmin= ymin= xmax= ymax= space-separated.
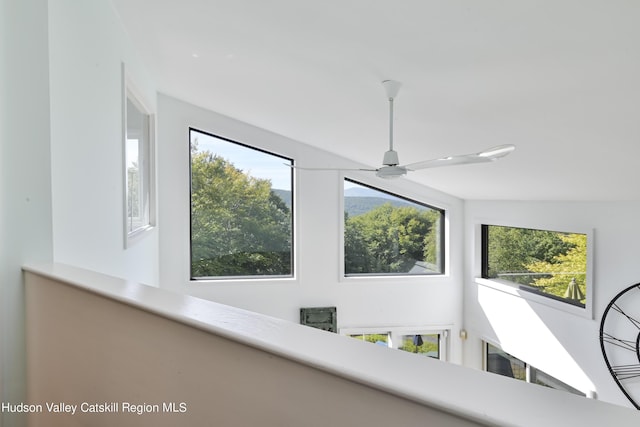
xmin=112 ymin=0 xmax=640 ymax=201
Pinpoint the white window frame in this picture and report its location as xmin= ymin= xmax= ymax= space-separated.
xmin=339 ymin=326 xmax=449 ymax=361
xmin=122 ymin=63 xmax=156 ymax=248
xmin=340 ymin=175 xmax=447 ymax=280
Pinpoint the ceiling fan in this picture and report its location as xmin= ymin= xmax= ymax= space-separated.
xmin=294 ymin=80 xmax=515 ymax=179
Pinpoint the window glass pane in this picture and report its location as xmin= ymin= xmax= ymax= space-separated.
xmin=126 ymin=136 xmax=140 ymax=232
xmin=344 ymin=179 xmax=444 ymax=276
xmin=349 ymin=333 xmax=390 ymax=347
xmin=482 ymin=225 xmax=587 ymax=307
xmin=190 ymin=129 xmax=293 ymax=279
xmin=531 ymin=367 xmax=584 ymax=396
xmin=125 ymin=96 xmax=150 ymax=234
xmin=399 ymin=334 xmax=440 ymax=358
xmin=486 ymin=343 xmax=526 ymax=381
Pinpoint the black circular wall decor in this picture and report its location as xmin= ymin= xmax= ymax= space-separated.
xmin=600 ymin=282 xmax=640 ymax=409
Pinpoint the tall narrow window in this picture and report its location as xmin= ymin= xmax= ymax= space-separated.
xmin=190 ymin=128 xmax=293 ymax=279
xmin=344 ymin=179 xmax=444 ymax=276
xmin=481 ymin=224 xmax=588 ymax=307
xmin=123 ymin=65 xmax=154 ymax=247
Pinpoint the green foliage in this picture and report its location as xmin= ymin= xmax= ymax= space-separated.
xmin=190 ymin=147 xmax=291 ymax=277
xmin=350 ymin=334 xmax=389 ymax=344
xmin=399 ymin=336 xmax=439 ymax=357
xmin=485 ymin=226 xmax=573 ymax=285
xmin=526 ymin=233 xmax=587 ymax=303
xmin=345 ymin=204 xmax=441 ymax=274
xmin=486 ymin=225 xmax=587 ymax=304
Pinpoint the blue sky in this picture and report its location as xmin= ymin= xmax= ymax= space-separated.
xmin=191 ymin=130 xmax=292 ymax=190
xmin=190 ymin=130 xmax=409 ymax=199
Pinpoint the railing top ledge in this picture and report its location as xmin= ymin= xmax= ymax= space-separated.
xmin=23 ymin=262 xmax=640 ymax=427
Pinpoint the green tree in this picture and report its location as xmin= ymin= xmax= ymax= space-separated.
xmin=344 ymin=203 xmax=440 ymax=274
xmin=525 ymin=233 xmax=587 ymax=303
xmin=399 ymin=335 xmax=439 ymax=357
xmin=350 ymin=334 xmax=389 ymax=344
xmin=422 ymin=210 xmax=441 ymax=266
xmin=190 ymin=147 xmax=291 ymax=277
xmin=485 ymin=226 xmax=572 ymax=285
xmin=344 ymin=212 xmax=371 ymax=273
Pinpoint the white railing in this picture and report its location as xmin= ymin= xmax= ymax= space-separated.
xmin=23 ymin=263 xmax=640 ymax=427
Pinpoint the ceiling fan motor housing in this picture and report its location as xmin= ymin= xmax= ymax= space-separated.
xmin=382 ymin=149 xmax=400 ymax=166
xmin=376 ymin=165 xmax=407 ymax=179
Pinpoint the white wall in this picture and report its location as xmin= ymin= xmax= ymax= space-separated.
xmin=1 ymin=0 xmax=53 ymax=425
xmin=0 ymin=2 xmax=158 ymax=423
xmin=463 ymin=200 xmax=640 ymax=407
xmin=157 ymin=95 xmax=466 ymax=363
xmin=48 ymin=0 xmax=158 ymax=285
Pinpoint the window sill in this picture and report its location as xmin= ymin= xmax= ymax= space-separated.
xmin=125 ymin=224 xmax=155 ymax=248
xmin=475 ymin=277 xmax=592 ymax=319
xmin=341 ymin=273 xmax=448 ymax=284
xmin=188 ymin=276 xmax=298 ymax=285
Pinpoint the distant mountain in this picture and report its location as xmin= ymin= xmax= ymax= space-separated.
xmin=272 ymin=188 xmax=427 ymax=217
xmin=344 ymin=186 xmax=429 ymax=216
xmin=272 ymin=189 xmax=291 ymax=209
xmin=345 ymin=196 xmax=424 ymax=217
xmin=344 ymin=187 xmax=397 ymax=200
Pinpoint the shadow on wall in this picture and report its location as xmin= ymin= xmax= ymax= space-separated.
xmin=477 ymin=284 xmax=596 ymax=397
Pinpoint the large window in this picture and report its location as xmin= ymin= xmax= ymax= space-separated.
xmin=123 ymin=65 xmax=155 ymax=247
xmin=485 ymin=342 xmax=584 ymax=396
xmin=481 ymin=224 xmax=588 ymax=308
xmin=189 ymin=129 xmax=293 ymax=279
xmin=344 ymin=179 xmax=444 ymax=276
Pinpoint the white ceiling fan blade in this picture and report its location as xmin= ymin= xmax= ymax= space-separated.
xmin=403 ymin=154 xmax=488 ymax=170
xmin=477 ymin=144 xmax=516 ymax=159
xmin=402 ymin=144 xmax=515 ymax=171
xmin=287 ymin=164 xmax=378 ymax=172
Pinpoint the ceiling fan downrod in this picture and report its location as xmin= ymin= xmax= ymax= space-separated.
xmin=381 ymin=80 xmax=402 ymax=166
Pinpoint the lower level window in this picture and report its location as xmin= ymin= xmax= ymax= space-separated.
xmin=399 ymin=334 xmax=440 ymax=359
xmin=485 ymin=342 xmax=584 ymax=396
xmin=349 ymin=333 xmax=390 ymax=347
xmin=343 ymin=327 xmax=446 ymax=360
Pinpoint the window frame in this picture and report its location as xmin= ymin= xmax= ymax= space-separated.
xmin=122 ymin=63 xmax=156 ymax=248
xmin=188 ymin=127 xmax=295 ymax=281
xmin=475 ymin=222 xmax=593 ymax=318
xmin=341 ymin=177 xmax=446 ymax=279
